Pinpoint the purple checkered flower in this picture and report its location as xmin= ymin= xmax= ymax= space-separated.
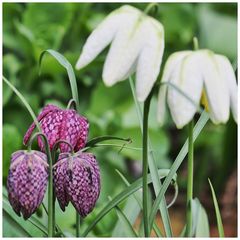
xmin=7 ymin=150 xmax=48 ymax=220
xmin=53 ymin=152 xmax=100 ymax=217
xmin=23 ymin=104 xmax=89 ymax=153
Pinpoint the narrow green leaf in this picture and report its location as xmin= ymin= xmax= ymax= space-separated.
xmin=39 ymin=49 xmax=80 ymax=110
xmin=28 ymin=219 xmax=48 ymax=236
xmin=112 ymin=193 xmax=141 ymax=237
xmin=108 ymin=197 xmax=138 ymax=237
xmin=179 ymin=225 xmax=186 ymax=237
xmin=190 ymin=198 xmax=210 ymax=237
xmin=82 ymin=169 xmax=171 ymax=237
xmin=3 ymin=210 xmax=32 ymax=237
xmin=196 ymin=206 xmax=210 ymax=237
xmin=208 ymin=179 xmax=225 ymax=237
xmin=2 ymin=76 xmax=41 ymax=132
xmin=86 ymin=135 xmax=131 ymax=148
xmin=149 ymin=111 xmax=209 ymax=229
xmin=3 ymin=198 xmax=46 ymax=237
xmin=129 ymin=77 xmax=173 ymax=237
xmin=116 ymin=169 xmax=163 ymax=237
xmin=3 ymin=188 xmax=61 ymax=237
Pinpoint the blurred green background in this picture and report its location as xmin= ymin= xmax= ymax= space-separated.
xmin=3 ymin=2 xmax=237 ymax=237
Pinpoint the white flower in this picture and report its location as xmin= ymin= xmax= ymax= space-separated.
xmin=76 ymin=5 xmax=164 ymax=102
xmin=157 ymin=49 xmax=238 ymax=128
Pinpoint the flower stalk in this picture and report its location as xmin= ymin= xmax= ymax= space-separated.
xmin=186 ymin=37 xmax=198 ymax=237
xmin=28 ymin=132 xmax=54 ymax=237
xmin=76 ymin=213 xmax=80 ymax=237
xmin=142 ymin=90 xmax=153 ymax=237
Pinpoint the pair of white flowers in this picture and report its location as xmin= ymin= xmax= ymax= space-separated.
xmin=76 ymin=5 xmax=237 ymax=128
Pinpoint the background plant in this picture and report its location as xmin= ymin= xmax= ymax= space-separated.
xmin=3 ymin=2 xmax=237 ymax=237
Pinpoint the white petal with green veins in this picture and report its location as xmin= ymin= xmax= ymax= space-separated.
xmin=157 ymin=51 xmax=192 ymax=126
xmin=75 ymin=8 xmax=132 ymax=70
xmin=200 ymin=50 xmax=230 ymax=124
xmin=168 ymin=52 xmax=203 ymax=128
xmin=136 ymin=19 xmax=164 ymax=102
xmin=214 ymin=54 xmax=237 ymax=123
xmin=102 ymin=12 xmax=144 ymax=86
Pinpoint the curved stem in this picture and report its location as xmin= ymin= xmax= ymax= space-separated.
xmin=28 ymin=132 xmax=54 ymax=237
xmin=144 ymin=3 xmax=158 ymax=15
xmin=167 ymin=182 xmax=179 ymax=209
xmin=142 ymin=91 xmax=153 ymax=237
xmin=52 ymin=139 xmax=75 ymax=157
xmin=67 ymin=98 xmax=77 ymax=110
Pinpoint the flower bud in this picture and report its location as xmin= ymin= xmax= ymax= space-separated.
xmin=23 ymin=104 xmax=89 ymax=153
xmin=53 ymin=152 xmax=100 ymax=217
xmin=7 ymin=150 xmax=48 ymax=220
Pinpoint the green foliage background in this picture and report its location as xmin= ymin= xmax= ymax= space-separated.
xmin=3 ymin=2 xmax=237 ymax=237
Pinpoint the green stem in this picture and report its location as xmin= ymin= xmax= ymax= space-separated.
xmin=144 ymin=3 xmax=158 ymax=15
xmin=185 ymin=37 xmax=198 ymax=237
xmin=52 ymin=139 xmax=74 ymax=156
xmin=142 ymin=92 xmax=152 ymax=237
xmin=193 ymin=37 xmax=199 ymax=50
xmin=28 ymin=132 xmax=54 ymax=237
xmin=67 ymin=98 xmax=77 ymax=110
xmin=129 ymin=77 xmax=172 ymax=237
xmin=76 ymin=213 xmax=80 ymax=237
xmin=186 ymin=120 xmax=194 ymax=237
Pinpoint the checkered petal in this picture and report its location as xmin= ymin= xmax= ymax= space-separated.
xmin=7 ymin=150 xmax=48 ymax=220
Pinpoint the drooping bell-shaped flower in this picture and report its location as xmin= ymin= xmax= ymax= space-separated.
xmin=53 ymin=152 xmax=100 ymax=217
xmin=7 ymin=150 xmax=48 ymax=220
xmin=76 ymin=5 xmax=164 ymax=102
xmin=23 ymin=104 xmax=89 ymax=153
xmin=157 ymin=50 xmax=238 ymax=128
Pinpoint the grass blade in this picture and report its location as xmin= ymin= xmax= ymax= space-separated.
xmin=116 ymin=169 xmax=164 ymax=237
xmin=3 ymin=189 xmax=48 ymax=236
xmin=149 ymin=111 xmax=209 ymax=229
xmin=112 ymin=192 xmax=141 ymax=237
xmin=3 ymin=76 xmax=41 ymax=132
xmin=190 ymin=198 xmax=210 ymax=237
xmin=108 ymin=196 xmax=138 ymax=237
xmin=86 ymin=135 xmax=131 ymax=147
xmin=39 ymin=49 xmax=80 ymax=111
xmin=3 ymin=210 xmax=32 ymax=237
xmin=208 ymin=179 xmax=225 ymax=237
xmin=3 ymin=198 xmax=45 ymax=237
xmin=82 ymin=169 xmax=174 ymax=237
xmin=129 ymin=77 xmax=173 ymax=237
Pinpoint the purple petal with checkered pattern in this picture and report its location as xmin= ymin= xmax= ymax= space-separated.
xmin=7 ymin=150 xmax=49 ymax=220
xmin=53 ymin=152 xmax=100 ymax=217
xmin=23 ymin=104 xmax=89 ymax=153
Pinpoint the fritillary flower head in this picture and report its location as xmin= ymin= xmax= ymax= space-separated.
xmin=157 ymin=50 xmax=238 ymax=128
xmin=76 ymin=5 xmax=164 ymax=102
xmin=23 ymin=104 xmax=89 ymax=152
xmin=53 ymin=151 xmax=101 ymax=217
xmin=7 ymin=150 xmax=48 ymax=220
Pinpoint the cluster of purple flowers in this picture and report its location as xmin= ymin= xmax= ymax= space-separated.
xmin=7 ymin=104 xmax=101 ymax=220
